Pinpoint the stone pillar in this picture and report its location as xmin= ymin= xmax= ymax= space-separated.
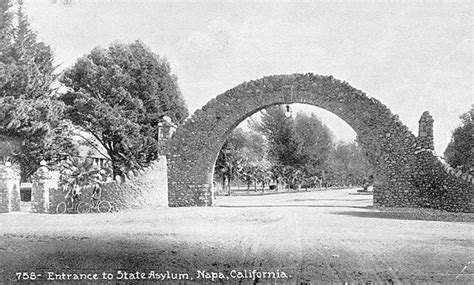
xmin=0 ymin=165 xmax=21 ymax=213
xmin=418 ymin=111 xmax=434 ymax=150
xmin=31 ymin=164 xmax=59 ymax=213
xmin=156 ymin=156 xmax=169 ymax=206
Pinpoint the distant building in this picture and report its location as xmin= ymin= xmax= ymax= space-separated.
xmin=75 ymin=142 xmax=109 ymax=168
xmin=1 ymin=115 xmax=175 ymax=173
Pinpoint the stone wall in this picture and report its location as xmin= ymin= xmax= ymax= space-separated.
xmin=167 ymin=73 xmax=473 ymax=212
xmin=26 ymin=156 xmax=168 ymax=213
xmin=415 ymin=150 xmax=472 ymax=212
xmin=78 ymin=156 xmax=168 ymax=211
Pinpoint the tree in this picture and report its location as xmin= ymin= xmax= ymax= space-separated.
xmin=251 ymin=106 xmax=334 ymax=189
xmin=0 ymin=97 xmax=77 ymax=179
xmin=214 ymin=128 xmax=248 ymax=195
xmin=60 ymin=157 xmax=111 ymax=193
xmin=293 ymin=112 xmax=334 ymax=186
xmin=0 ymin=0 xmax=75 ymax=180
xmin=326 ymin=141 xmax=372 ymax=187
xmin=238 ymin=131 xmax=271 ymax=192
xmin=59 ymin=41 xmax=189 ymax=177
xmin=214 ymin=128 xmax=271 ymax=194
xmin=0 ymin=0 xmax=13 ymax=52
xmin=1 ymin=0 xmax=56 ymax=99
xmin=444 ymin=106 xmax=473 ymax=175
xmin=252 ymin=106 xmax=300 ymax=168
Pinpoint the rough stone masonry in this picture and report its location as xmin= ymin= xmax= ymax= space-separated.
xmin=166 ymin=73 xmax=473 ymax=212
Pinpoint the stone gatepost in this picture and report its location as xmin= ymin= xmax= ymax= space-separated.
xmin=31 ymin=163 xmax=59 ymax=213
xmin=0 ymin=164 xmax=21 ymax=213
xmin=418 ymin=111 xmax=434 ymax=150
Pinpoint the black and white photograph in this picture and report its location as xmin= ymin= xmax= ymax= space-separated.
xmin=0 ymin=0 xmax=472 ymax=283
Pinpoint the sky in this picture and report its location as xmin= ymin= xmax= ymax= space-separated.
xmin=22 ymin=0 xmax=472 ymax=154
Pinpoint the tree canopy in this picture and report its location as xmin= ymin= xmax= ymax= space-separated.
xmin=326 ymin=141 xmax=372 ymax=186
xmin=215 ymin=105 xmax=373 ymax=192
xmin=0 ymin=0 xmax=75 ymax=180
xmin=214 ymin=128 xmax=271 ymax=193
xmin=250 ymin=106 xmax=334 ymax=188
xmin=59 ymin=41 xmax=189 ymax=177
xmin=444 ymin=106 xmax=473 ymax=175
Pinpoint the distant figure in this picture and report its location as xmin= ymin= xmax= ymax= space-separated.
xmin=91 ymin=186 xmax=102 ymax=207
xmin=362 ymin=178 xmax=369 ymax=191
xmin=66 ymin=185 xmax=80 ymax=207
xmin=367 ymin=175 xmax=374 ymax=192
xmin=362 ymin=175 xmax=374 ymax=191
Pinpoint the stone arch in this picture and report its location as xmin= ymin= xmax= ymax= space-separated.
xmin=167 ymin=73 xmax=472 ymax=212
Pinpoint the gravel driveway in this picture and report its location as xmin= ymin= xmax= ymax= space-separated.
xmin=0 ymin=188 xmax=472 ymax=284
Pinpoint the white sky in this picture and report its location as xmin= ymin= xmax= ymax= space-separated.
xmin=23 ymin=0 xmax=472 ymax=154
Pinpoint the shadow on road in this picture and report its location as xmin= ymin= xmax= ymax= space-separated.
xmin=334 ymin=210 xmax=474 ymax=223
xmin=290 ymin=198 xmax=370 ymax=202
xmin=216 ymin=205 xmax=371 ymax=209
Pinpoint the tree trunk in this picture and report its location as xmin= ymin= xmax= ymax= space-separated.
xmin=222 ymin=175 xmax=226 ymax=194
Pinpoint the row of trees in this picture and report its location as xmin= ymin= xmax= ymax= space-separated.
xmin=0 ymin=0 xmax=188 ymax=181
xmin=216 ymin=104 xmax=474 ymax=194
xmin=214 ymin=106 xmax=372 ymax=193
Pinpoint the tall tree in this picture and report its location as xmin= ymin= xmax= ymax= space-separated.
xmin=0 ymin=0 xmax=75 ymax=180
xmin=0 ymin=97 xmax=76 ymax=180
xmin=237 ymin=131 xmax=271 ymax=192
xmin=326 ymin=141 xmax=372 ymax=186
xmin=444 ymin=106 xmax=473 ymax=175
xmin=214 ymin=128 xmax=248 ymax=194
xmin=1 ymin=0 xmax=56 ymax=99
xmin=0 ymin=0 xmax=13 ymax=51
xmin=251 ymin=106 xmax=334 ymax=188
xmin=251 ymin=106 xmax=300 ymax=167
xmin=293 ymin=112 xmax=334 ymax=182
xmin=0 ymin=0 xmax=14 ymax=95
xmin=59 ymin=41 xmax=189 ymax=177
xmin=214 ymin=128 xmax=271 ymax=194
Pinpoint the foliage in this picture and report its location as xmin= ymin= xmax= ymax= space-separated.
xmin=326 ymin=141 xmax=372 ymax=186
xmin=60 ymin=157 xmax=111 ymax=192
xmin=238 ymin=132 xmax=272 ymax=191
xmin=444 ymin=106 xmax=473 ymax=175
xmin=251 ymin=106 xmax=300 ymax=167
xmin=59 ymin=41 xmax=189 ymax=177
xmin=215 ymin=106 xmax=373 ymax=192
xmin=293 ymin=112 xmax=334 ymax=185
xmin=251 ymin=106 xmax=334 ymax=188
xmin=0 ymin=0 xmax=56 ymax=99
xmin=214 ymin=128 xmax=271 ymax=193
xmin=0 ymin=0 xmax=13 ymax=51
xmin=0 ymin=0 xmax=75 ymax=180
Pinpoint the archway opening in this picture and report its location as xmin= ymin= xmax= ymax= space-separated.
xmin=211 ymin=103 xmax=374 ymax=208
xmin=167 ymin=73 xmax=441 ymax=209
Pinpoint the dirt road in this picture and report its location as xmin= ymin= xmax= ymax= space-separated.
xmin=1 ymin=188 xmax=472 ymax=284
